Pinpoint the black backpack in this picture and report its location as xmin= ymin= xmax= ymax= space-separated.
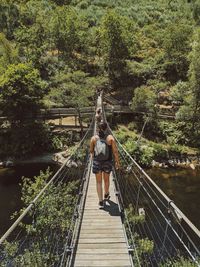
xmin=94 ymin=137 xmax=109 ymax=161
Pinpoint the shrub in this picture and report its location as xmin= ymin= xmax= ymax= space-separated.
xmin=150 ymin=142 xmax=168 ymax=160
xmin=159 ymin=121 xmax=185 ymax=144
xmin=168 ymin=144 xmax=183 ymax=157
xmin=2 ymin=169 xmax=80 ymax=266
xmin=138 ymin=238 xmax=154 ymax=255
xmin=127 ymin=122 xmax=137 ymax=131
xmin=160 ymin=256 xmax=198 ymax=267
xmin=124 ymin=140 xmax=140 ymax=159
xmin=139 ymin=145 xmax=155 ymax=167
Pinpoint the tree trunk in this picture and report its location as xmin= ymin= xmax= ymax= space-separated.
xmin=192 ymin=101 xmax=198 ymax=132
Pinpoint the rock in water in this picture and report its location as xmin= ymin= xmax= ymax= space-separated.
xmin=190 ymin=163 xmax=195 ymax=170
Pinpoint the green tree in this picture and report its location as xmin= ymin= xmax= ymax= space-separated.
xmin=162 ymin=21 xmax=192 ymax=82
xmin=132 ymin=85 xmax=156 ymax=113
xmin=192 ymin=0 xmax=200 ymax=25
xmin=50 ymin=7 xmax=82 ymax=61
xmin=187 ymin=28 xmax=200 ymax=129
xmin=0 ymin=63 xmax=49 ymax=157
xmin=99 ymin=10 xmax=132 ymax=86
xmin=171 ymin=29 xmax=200 ymax=146
xmin=51 ymin=0 xmax=72 ymax=5
xmin=131 ymin=85 xmax=158 ymax=139
xmin=0 ymin=33 xmax=18 ymax=73
xmin=170 ymin=81 xmax=189 ymax=104
xmin=0 ymin=63 xmax=47 ymax=122
xmin=14 ymin=1 xmax=52 ymax=68
xmin=0 ymin=0 xmax=19 ymax=39
xmin=49 ymin=70 xmax=94 ymax=136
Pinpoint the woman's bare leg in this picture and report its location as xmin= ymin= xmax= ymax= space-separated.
xmin=96 ymin=172 xmax=103 ymax=201
xmin=103 ymin=172 xmax=110 ymax=196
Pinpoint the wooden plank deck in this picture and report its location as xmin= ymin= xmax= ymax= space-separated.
xmin=73 ymin=171 xmax=132 ymax=267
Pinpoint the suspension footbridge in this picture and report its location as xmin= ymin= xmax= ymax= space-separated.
xmin=0 ymin=94 xmax=199 ymax=267
xmin=73 ymin=172 xmax=132 ymax=267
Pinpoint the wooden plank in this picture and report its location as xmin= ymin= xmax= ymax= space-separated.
xmin=82 ymin=216 xmax=120 ymax=219
xmin=80 ymin=229 xmax=124 ymax=234
xmin=84 ymin=202 xmax=117 ymax=206
xmin=79 ymin=233 xmax=124 ymax=238
xmin=75 ymin=253 xmax=130 ymax=260
xmin=81 ymin=221 xmax=122 ymax=226
xmin=87 ymin=187 xmax=116 ymax=190
xmin=82 ymin=215 xmax=120 ymax=219
xmin=77 ymin=243 xmax=127 ymax=249
xmin=80 ymin=225 xmax=123 ymax=230
xmin=82 ymin=216 xmax=120 ymax=220
xmin=83 ymin=212 xmax=120 ymax=216
xmin=74 ymin=259 xmax=131 ymax=267
xmin=78 ymin=238 xmax=126 ymax=243
xmin=82 ymin=217 xmax=120 ymax=220
xmin=83 ymin=214 xmax=119 ymax=217
xmin=75 ymin=248 xmax=128 ymax=254
xmin=84 ymin=206 xmax=120 ymax=213
xmin=81 ymin=218 xmax=120 ymax=223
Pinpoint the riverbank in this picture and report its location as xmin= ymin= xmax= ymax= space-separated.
xmin=0 ymin=150 xmax=70 ymax=168
xmin=152 ymin=157 xmax=200 ymax=170
xmin=0 ymin=117 xmax=84 ymax=167
xmin=0 ymin=153 xmax=55 ymax=168
xmin=114 ymin=125 xmax=200 ymax=168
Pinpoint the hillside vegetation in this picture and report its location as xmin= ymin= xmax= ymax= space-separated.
xmin=1 ymin=0 xmax=200 ymax=157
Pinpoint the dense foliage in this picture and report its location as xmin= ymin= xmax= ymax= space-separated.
xmin=1 ymin=2 xmax=200 ymax=265
xmin=1 ymin=169 xmax=79 ymax=266
xmin=0 ymin=0 xmax=200 ymax=157
xmin=114 ymin=125 xmax=199 ymax=167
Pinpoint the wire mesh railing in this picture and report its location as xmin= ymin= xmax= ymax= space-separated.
xmin=103 ymin=102 xmax=200 ymax=267
xmin=0 ymin=112 xmax=95 ymax=267
xmin=61 ymin=95 xmax=101 ymax=267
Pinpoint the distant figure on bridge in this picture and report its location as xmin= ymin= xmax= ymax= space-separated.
xmin=96 ymin=87 xmax=103 ymax=97
xmin=95 ymin=108 xmax=103 ymax=125
xmin=90 ymin=122 xmax=120 ymax=208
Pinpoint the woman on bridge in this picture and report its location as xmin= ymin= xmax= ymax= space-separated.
xmin=90 ymin=122 xmax=120 ymax=207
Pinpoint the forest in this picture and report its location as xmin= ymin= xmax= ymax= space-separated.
xmin=0 ymin=0 xmax=200 ymax=161
xmin=1 ymin=1 xmax=200 ymax=266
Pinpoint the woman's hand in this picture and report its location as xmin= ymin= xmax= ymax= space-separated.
xmin=115 ymin=161 xmax=120 ymax=170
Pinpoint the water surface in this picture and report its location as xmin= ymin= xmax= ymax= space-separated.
xmin=1 ymin=164 xmax=199 ymax=238
xmin=146 ymin=167 xmax=200 ymax=230
xmin=0 ymin=163 xmax=58 ymax=236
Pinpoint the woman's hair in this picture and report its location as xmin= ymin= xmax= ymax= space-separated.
xmin=98 ymin=122 xmax=108 ymax=138
xmin=96 ymin=108 xmax=101 ymax=114
xmin=99 ymin=122 xmax=107 ymax=131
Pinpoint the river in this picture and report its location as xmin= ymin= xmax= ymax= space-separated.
xmin=0 ymin=164 xmax=199 ymax=238
xmin=146 ymin=167 xmax=200 ymax=230
xmin=0 ymin=163 xmax=58 ymax=237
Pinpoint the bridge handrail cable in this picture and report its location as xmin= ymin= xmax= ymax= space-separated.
xmin=102 ymin=99 xmax=200 ymax=265
xmin=102 ymin=96 xmax=200 ymax=239
xmin=112 ymin=133 xmax=200 ymax=239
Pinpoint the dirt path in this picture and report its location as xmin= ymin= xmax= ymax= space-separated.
xmin=48 ymin=116 xmax=87 ymax=126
